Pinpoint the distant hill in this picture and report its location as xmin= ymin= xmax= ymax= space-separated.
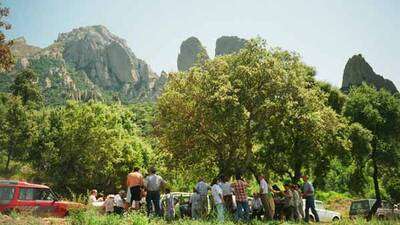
xmin=1 ymin=25 xmax=166 ymax=105
xmin=342 ymin=54 xmax=398 ymax=93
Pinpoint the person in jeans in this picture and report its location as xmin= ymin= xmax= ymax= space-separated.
xmin=211 ymin=178 xmax=224 ymax=222
xmin=195 ymin=177 xmax=210 ymax=219
xmin=231 ymin=173 xmax=250 ymax=221
xmin=189 ymin=188 xmax=201 ymax=219
xmin=144 ymin=167 xmax=166 ymax=217
xmin=302 ymin=175 xmax=319 ymax=222
xmin=127 ymin=167 xmax=144 ymax=209
xmin=221 ymin=175 xmax=234 ymax=214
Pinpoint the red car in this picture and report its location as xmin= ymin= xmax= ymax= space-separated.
xmin=0 ymin=180 xmax=83 ymax=217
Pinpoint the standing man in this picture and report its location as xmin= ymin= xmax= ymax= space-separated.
xmin=211 ymin=178 xmax=224 ymax=222
xmin=127 ymin=167 xmax=144 ymax=209
xmin=231 ymin=173 xmax=250 ymax=221
xmin=258 ymin=175 xmax=275 ymax=220
xmin=145 ymin=166 xmax=166 ymax=217
xmin=221 ymin=175 xmax=234 ymax=214
xmin=302 ymin=175 xmax=319 ymax=223
xmin=195 ymin=177 xmax=210 ymax=219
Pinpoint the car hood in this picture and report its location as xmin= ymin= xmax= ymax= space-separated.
xmin=58 ymin=201 xmax=85 ymax=208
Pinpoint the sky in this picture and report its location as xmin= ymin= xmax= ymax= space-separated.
xmin=3 ymin=0 xmax=400 ymax=88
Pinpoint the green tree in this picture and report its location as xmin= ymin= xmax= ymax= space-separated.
xmin=157 ymin=39 xmax=348 ymax=181
xmin=343 ymin=84 xmax=400 ymax=219
xmin=10 ymin=69 xmax=43 ymax=106
xmin=30 ymin=101 xmax=153 ymax=195
xmin=0 ymin=2 xmax=13 ymax=71
xmin=0 ymin=95 xmax=32 ymax=172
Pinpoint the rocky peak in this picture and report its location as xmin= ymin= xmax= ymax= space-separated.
xmin=342 ymin=54 xmax=398 ymax=93
xmin=10 ymin=36 xmax=41 ymax=59
xmin=177 ymin=37 xmax=209 ymax=71
xmin=52 ymin=25 xmax=150 ymax=91
xmin=215 ymin=36 xmax=247 ymax=56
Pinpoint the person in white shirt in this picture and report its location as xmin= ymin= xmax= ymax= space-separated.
xmin=144 ymin=167 xmax=166 ymax=217
xmin=114 ymin=190 xmax=125 ymax=215
xmin=88 ymin=189 xmax=99 ymax=206
xmin=195 ymin=178 xmax=210 ymax=218
xmin=211 ymin=178 xmax=224 ymax=222
xmin=104 ymin=195 xmax=115 ymax=214
xmin=258 ymin=175 xmax=275 ymax=220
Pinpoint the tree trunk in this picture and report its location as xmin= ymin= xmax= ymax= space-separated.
xmin=367 ymin=150 xmax=381 ymax=221
xmin=293 ymin=163 xmax=302 ymax=184
xmin=5 ymin=148 xmax=11 ymax=172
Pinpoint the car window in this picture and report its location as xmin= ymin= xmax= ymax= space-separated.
xmin=351 ymin=201 xmax=370 ymax=210
xmin=315 ymin=201 xmax=325 ymax=210
xmin=0 ymin=187 xmax=15 ymax=205
xmin=19 ymin=188 xmax=55 ymax=201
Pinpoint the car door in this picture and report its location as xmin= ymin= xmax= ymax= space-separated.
xmin=16 ymin=187 xmax=38 ymax=213
xmin=315 ymin=201 xmax=327 ymax=222
xmin=34 ymin=188 xmax=59 ymax=217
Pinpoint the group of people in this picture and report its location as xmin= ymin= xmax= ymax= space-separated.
xmin=88 ymin=166 xmax=320 ymax=223
xmin=189 ymin=174 xmax=319 ymax=222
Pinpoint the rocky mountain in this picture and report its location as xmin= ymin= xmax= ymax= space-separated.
xmin=215 ymin=36 xmax=247 ymax=56
xmin=10 ymin=37 xmax=41 ymax=59
xmin=342 ymin=54 xmax=398 ymax=93
xmin=177 ymin=37 xmax=209 ymax=71
xmin=1 ymin=25 xmax=164 ymax=104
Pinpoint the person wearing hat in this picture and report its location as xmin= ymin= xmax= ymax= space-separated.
xmin=302 ymin=175 xmax=319 ymax=222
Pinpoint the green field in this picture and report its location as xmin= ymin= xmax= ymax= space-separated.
xmin=1 ymin=210 xmax=399 ymax=225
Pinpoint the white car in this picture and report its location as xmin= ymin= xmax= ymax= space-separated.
xmin=303 ymin=199 xmax=341 ymax=222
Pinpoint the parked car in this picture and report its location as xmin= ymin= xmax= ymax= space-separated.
xmin=303 ymin=199 xmax=341 ymax=222
xmin=0 ymin=180 xmax=84 ymax=217
xmin=350 ymin=199 xmax=400 ymax=220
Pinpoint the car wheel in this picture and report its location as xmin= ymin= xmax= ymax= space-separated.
xmin=332 ymin=216 xmax=340 ymax=221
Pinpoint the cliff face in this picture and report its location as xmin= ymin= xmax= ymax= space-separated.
xmin=215 ymin=36 xmax=247 ymax=56
xmin=177 ymin=37 xmax=209 ymax=71
xmin=342 ymin=54 xmax=398 ymax=93
xmin=2 ymin=25 xmax=164 ymax=104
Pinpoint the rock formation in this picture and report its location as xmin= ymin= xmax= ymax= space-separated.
xmin=2 ymin=25 xmax=164 ymax=104
xmin=215 ymin=36 xmax=247 ymax=56
xmin=10 ymin=37 xmax=41 ymax=59
xmin=177 ymin=37 xmax=209 ymax=71
xmin=342 ymin=54 xmax=398 ymax=93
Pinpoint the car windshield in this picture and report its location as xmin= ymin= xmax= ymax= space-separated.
xmin=351 ymin=200 xmax=371 ymax=210
xmin=0 ymin=187 xmax=15 ymax=205
xmin=19 ymin=188 xmax=56 ymax=201
xmin=315 ymin=201 xmax=325 ymax=210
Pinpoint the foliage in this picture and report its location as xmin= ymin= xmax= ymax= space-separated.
xmin=10 ymin=69 xmax=43 ymax=106
xmin=28 ymin=101 xmax=153 ymax=195
xmin=157 ymin=39 xmax=350 ymax=183
xmin=0 ymin=2 xmax=13 ymax=71
xmin=343 ymin=84 xmax=400 ymax=218
xmin=0 ymin=95 xmax=34 ymax=173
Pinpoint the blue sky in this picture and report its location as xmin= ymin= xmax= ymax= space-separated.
xmin=3 ymin=0 xmax=400 ymax=88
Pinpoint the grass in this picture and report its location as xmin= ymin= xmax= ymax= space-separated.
xmin=1 ymin=209 xmax=400 ymax=225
